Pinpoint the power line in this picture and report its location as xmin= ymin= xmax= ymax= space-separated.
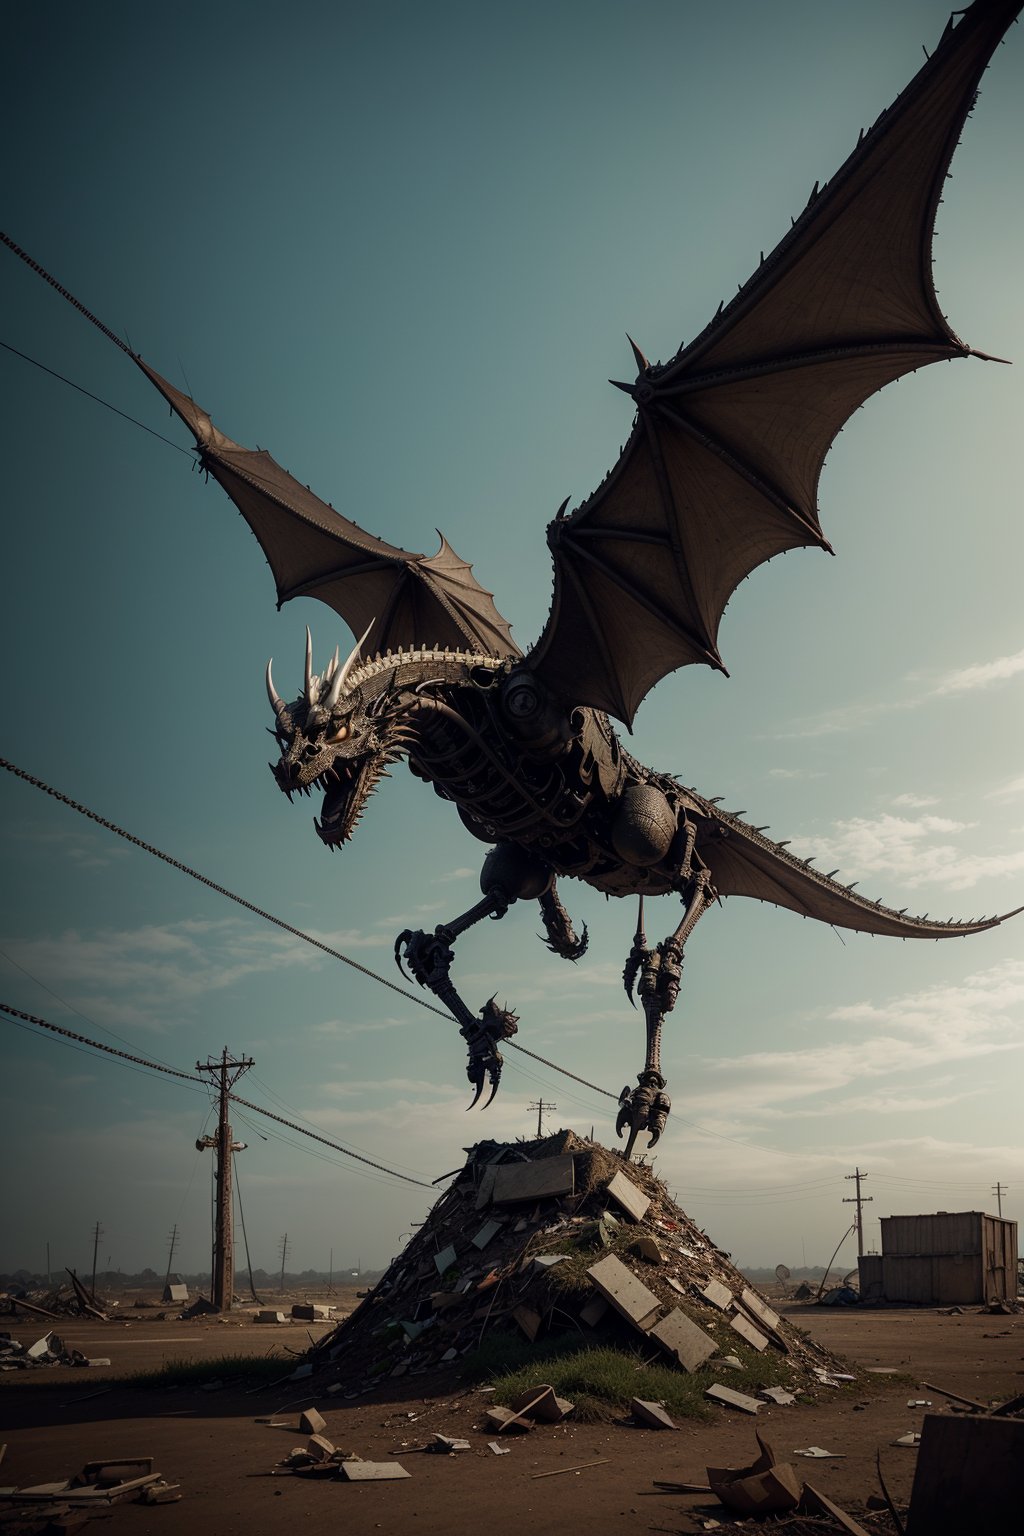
xmin=0 ymin=756 xmax=619 ymax=1104
xmin=0 ymin=1001 xmax=434 ymax=1189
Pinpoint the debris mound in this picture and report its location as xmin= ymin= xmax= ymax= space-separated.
xmin=308 ymin=1131 xmax=844 ymax=1393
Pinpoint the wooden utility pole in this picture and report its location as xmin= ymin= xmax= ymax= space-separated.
xmin=164 ymin=1224 xmax=178 ymax=1290
xmin=196 ymin=1048 xmax=253 ymax=1311
xmin=843 ymin=1168 xmax=873 ymax=1258
xmin=528 ymin=1100 xmax=557 ymax=1138
xmin=992 ymin=1182 xmax=1007 ymax=1218
xmin=278 ymin=1233 xmax=289 ymax=1293
xmin=90 ymin=1221 xmax=103 ymax=1298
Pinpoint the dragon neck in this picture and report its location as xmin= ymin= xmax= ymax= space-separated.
xmin=346 ymin=646 xmax=507 ymax=705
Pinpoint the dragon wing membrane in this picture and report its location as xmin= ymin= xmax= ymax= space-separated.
xmin=528 ymin=0 xmax=1022 ymax=728
xmin=135 ymin=361 xmax=520 ymax=661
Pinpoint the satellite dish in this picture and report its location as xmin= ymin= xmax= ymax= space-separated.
xmin=775 ymin=1264 xmax=791 ymax=1282
xmin=842 ymin=1269 xmax=858 ymax=1287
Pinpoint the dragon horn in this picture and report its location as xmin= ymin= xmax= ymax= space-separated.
xmin=304 ymin=625 xmax=318 ymax=705
xmin=325 ymin=620 xmax=374 ymax=708
xmin=265 ymin=659 xmax=291 ymax=726
xmin=325 ymin=644 xmax=340 ymax=682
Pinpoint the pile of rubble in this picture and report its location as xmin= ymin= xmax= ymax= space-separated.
xmin=308 ymin=1131 xmax=844 ymax=1396
xmin=1 ymin=1270 xmax=111 ymax=1323
xmin=0 ymin=1330 xmax=110 ymax=1371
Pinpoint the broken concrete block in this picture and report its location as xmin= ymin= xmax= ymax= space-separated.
xmin=291 ymin=1303 xmax=331 ymax=1321
xmin=730 ymin=1313 xmax=769 ymax=1351
xmin=578 ymin=1294 xmax=609 ymax=1328
xmin=26 ymin=1334 xmax=52 ymax=1360
xmin=426 ymin=1434 xmax=470 ymax=1453
xmin=531 ymin=1254 xmax=569 ymax=1274
xmin=648 ymin=1308 xmax=718 ymax=1372
xmin=339 ymin=1461 xmax=410 ymax=1480
xmin=705 ymin=1384 xmax=763 ymax=1414
xmin=701 ymin=1279 xmax=733 ymax=1311
xmin=256 ymin=1310 xmax=286 ymax=1323
xmin=512 ymin=1305 xmax=542 ymax=1342
xmin=631 ymin=1398 xmax=679 ymax=1430
xmin=739 ymin=1287 xmax=781 ymax=1333
xmin=906 ymin=1414 xmax=1024 ymax=1534
xmin=760 ymin=1387 xmax=796 ymax=1405
xmin=629 ymin=1236 xmax=665 ymax=1264
xmin=162 ymin=1284 xmax=188 ymax=1304
xmin=140 ymin=1482 xmax=182 ymax=1505
xmin=472 ymin=1218 xmax=502 ymax=1249
xmin=306 ymin=1434 xmax=335 ymax=1462
xmin=604 ymin=1169 xmax=650 ymax=1222
xmin=587 ymin=1255 xmax=661 ymax=1330
xmin=491 ymin=1154 xmax=575 ymax=1205
xmin=433 ymin=1243 xmax=457 ymax=1275
xmin=299 ymin=1408 xmax=326 ymax=1435
xmin=475 ymin=1165 xmax=498 ymax=1209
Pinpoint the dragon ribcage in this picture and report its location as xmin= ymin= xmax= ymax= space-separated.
xmin=409 ymin=692 xmax=599 ymax=870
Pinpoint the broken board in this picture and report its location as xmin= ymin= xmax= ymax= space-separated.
xmin=906 ymin=1414 xmax=1024 ymax=1534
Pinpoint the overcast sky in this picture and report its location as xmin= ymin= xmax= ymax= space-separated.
xmin=2 ymin=0 xmax=1021 ymax=1283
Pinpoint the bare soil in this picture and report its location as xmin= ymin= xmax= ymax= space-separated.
xmin=1 ymin=1299 xmax=1021 ymax=1534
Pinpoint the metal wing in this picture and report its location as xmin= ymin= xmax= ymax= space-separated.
xmin=528 ymin=0 xmax=1020 ymax=726
xmin=137 ymin=360 xmax=520 ymax=659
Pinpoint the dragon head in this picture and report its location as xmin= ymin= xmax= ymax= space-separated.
xmin=266 ymin=625 xmax=406 ymax=849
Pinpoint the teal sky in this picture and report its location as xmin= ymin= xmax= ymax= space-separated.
xmin=2 ymin=1 xmax=1022 ymax=1279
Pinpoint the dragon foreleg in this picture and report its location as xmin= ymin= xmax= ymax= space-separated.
xmin=395 ymin=841 xmax=552 ymax=1108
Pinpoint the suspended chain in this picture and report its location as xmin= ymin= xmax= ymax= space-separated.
xmin=0 ymin=1000 xmax=434 ymax=1188
xmin=0 ymin=757 xmax=618 ymax=1101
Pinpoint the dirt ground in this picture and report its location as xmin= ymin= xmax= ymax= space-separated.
xmin=1 ymin=1298 xmax=1021 ymax=1535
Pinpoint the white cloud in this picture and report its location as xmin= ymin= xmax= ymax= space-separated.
xmin=933 ymin=646 xmax=1024 ymax=697
xmin=432 ymin=868 xmax=475 ymax=884
xmin=788 ymin=813 xmax=1024 ymax=892
xmin=890 ymin=793 xmax=939 ymax=809
xmin=988 ymin=775 xmax=1024 ymax=803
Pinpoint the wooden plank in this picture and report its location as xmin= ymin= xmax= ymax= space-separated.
xmin=803 ymin=1483 xmax=871 ymax=1535
xmin=907 ymin=1415 xmax=1024 ymax=1534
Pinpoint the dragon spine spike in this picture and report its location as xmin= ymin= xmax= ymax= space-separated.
xmin=325 ymin=620 xmax=374 ymax=709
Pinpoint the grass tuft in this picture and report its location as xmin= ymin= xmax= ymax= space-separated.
xmin=126 ymin=1352 xmax=289 ymax=1389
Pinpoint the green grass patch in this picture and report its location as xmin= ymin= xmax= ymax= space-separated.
xmin=125 ymin=1352 xmax=291 ymax=1389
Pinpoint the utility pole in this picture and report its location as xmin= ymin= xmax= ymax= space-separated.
xmin=992 ymin=1182 xmax=1007 ymax=1218
xmin=843 ymin=1168 xmax=873 ymax=1258
xmin=90 ymin=1221 xmax=103 ymax=1298
xmin=196 ymin=1047 xmax=253 ymax=1311
xmin=278 ymin=1233 xmax=289 ymax=1293
xmin=528 ymin=1100 xmax=557 ymax=1138
xmin=328 ymin=1247 xmax=334 ymax=1293
xmin=46 ymin=1242 xmax=51 ymax=1290
xmin=164 ymin=1224 xmax=179 ymax=1290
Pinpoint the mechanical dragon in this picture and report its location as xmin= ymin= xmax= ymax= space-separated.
xmin=6 ymin=0 xmax=1021 ymax=1154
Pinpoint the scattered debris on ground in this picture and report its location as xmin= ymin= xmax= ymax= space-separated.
xmin=0 ymin=1333 xmax=109 ymax=1372
xmin=0 ymin=1455 xmax=178 ymax=1512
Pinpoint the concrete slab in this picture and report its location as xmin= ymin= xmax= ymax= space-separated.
xmin=472 ymin=1219 xmax=502 ymax=1249
xmin=579 ymin=1294 xmax=609 ymax=1328
xmin=647 ymin=1308 xmax=718 ymax=1372
xmin=475 ymin=1165 xmax=498 ymax=1209
xmin=730 ymin=1313 xmax=769 ymax=1351
xmin=340 ymin=1462 xmax=410 ymax=1481
xmin=586 ymin=1255 xmax=661 ymax=1330
xmin=705 ymin=1383 xmax=763 ymax=1414
xmin=740 ymin=1287 xmax=782 ymax=1333
xmin=256 ymin=1310 xmax=286 ymax=1324
xmin=299 ymin=1409 xmax=326 ymax=1435
xmin=491 ymin=1154 xmax=575 ymax=1205
xmin=604 ymin=1169 xmax=650 ymax=1223
xmin=701 ymin=1279 xmax=733 ymax=1311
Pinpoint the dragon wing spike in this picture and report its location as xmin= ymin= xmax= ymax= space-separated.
xmin=626 ymin=333 xmax=649 ymax=374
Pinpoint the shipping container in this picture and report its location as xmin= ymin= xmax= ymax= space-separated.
xmin=875 ymin=1212 xmax=1017 ymax=1305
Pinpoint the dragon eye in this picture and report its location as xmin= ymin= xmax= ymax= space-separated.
xmin=326 ymin=723 xmax=349 ymax=745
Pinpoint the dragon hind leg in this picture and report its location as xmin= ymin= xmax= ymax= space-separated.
xmin=538 ymin=879 xmax=589 ymax=960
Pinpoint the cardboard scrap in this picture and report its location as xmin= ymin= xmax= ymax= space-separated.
xmin=707 ymin=1433 xmax=800 ymax=1516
